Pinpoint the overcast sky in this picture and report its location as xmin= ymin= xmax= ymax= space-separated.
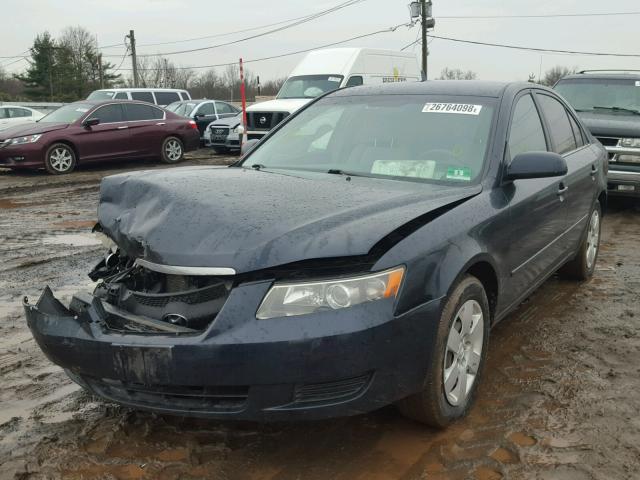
xmin=1 ymin=0 xmax=639 ymax=82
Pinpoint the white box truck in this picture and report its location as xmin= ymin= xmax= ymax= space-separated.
xmin=245 ymin=48 xmax=420 ymax=139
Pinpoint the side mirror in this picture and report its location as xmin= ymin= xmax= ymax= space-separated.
xmin=506 ymin=152 xmax=567 ymax=181
xmin=241 ymin=138 xmax=260 ymax=157
xmin=82 ymin=117 xmax=100 ymax=128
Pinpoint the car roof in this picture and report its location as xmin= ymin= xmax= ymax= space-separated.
xmin=330 ymin=80 xmax=538 ymax=98
xmin=560 ymin=72 xmax=640 ymax=81
xmin=70 ymin=100 xmax=164 ymax=107
xmin=93 ymin=88 xmax=188 ymax=92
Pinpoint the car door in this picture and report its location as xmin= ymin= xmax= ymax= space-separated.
xmin=535 ymin=92 xmax=596 ymax=249
xmin=74 ymin=104 xmax=134 ymax=162
xmin=124 ymin=103 xmax=167 ymax=156
xmin=193 ymin=102 xmax=217 ymax=137
xmin=501 ymin=91 xmax=569 ymax=308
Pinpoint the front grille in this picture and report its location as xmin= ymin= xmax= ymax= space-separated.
xmin=292 ymin=373 xmax=372 ymax=406
xmin=247 ymin=111 xmax=290 ymax=131
xmin=131 ymin=283 xmax=228 ymax=308
xmin=596 ymin=137 xmax=620 ymax=147
xmin=210 ymin=127 xmax=230 ymax=136
xmin=85 ymin=377 xmax=249 ymax=413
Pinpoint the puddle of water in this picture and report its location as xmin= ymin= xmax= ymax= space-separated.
xmin=41 ymin=234 xmax=101 ymax=247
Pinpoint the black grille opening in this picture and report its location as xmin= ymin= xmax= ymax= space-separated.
xmin=86 ymin=377 xmax=249 ymax=413
xmin=247 ymin=111 xmax=290 ymax=131
xmin=292 ymin=373 xmax=372 ymax=406
xmin=597 ymin=137 xmax=620 ymax=147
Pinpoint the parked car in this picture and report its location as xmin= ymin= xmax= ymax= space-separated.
xmin=0 ymin=105 xmax=45 ymax=131
xmin=166 ymin=99 xmax=241 ymax=139
xmin=204 ymin=112 xmax=242 ymax=153
xmin=555 ymin=71 xmax=640 ymax=197
xmin=24 ymin=81 xmax=606 ymax=427
xmin=246 ymin=48 xmax=420 ymax=140
xmin=0 ymin=100 xmax=199 ymax=174
xmin=87 ymin=88 xmax=191 ymax=106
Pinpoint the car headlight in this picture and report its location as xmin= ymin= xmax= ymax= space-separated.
xmin=621 ymin=138 xmax=640 ymax=148
xmin=9 ymin=134 xmax=42 ymax=145
xmin=232 ymin=125 xmax=242 ymax=134
xmin=256 ymin=267 xmax=405 ymax=320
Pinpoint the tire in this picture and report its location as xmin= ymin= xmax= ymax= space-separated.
xmin=160 ymin=136 xmax=184 ymax=164
xmin=45 ymin=143 xmax=76 ymax=174
xmin=397 ymin=275 xmax=490 ymax=428
xmin=213 ymin=146 xmax=230 ymax=155
xmin=559 ymin=200 xmax=602 ymax=281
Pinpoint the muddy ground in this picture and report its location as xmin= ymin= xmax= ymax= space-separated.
xmin=0 ymin=154 xmax=639 ymax=480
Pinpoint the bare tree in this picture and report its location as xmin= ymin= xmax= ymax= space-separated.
xmin=541 ymin=66 xmax=578 ymax=87
xmin=438 ymin=67 xmax=477 ymax=80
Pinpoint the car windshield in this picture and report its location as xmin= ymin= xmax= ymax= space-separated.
xmin=38 ymin=103 xmax=93 ymax=123
xmin=242 ymin=94 xmax=496 ymax=185
xmin=87 ymin=90 xmax=115 ymax=101
xmin=555 ymin=78 xmax=640 ymax=114
xmin=277 ymin=75 xmax=344 ymax=99
xmin=167 ymin=102 xmax=197 ymax=117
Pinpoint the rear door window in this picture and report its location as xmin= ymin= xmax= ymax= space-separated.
xmin=131 ymin=91 xmax=155 ymax=104
xmin=536 ymin=94 xmax=578 ymax=154
xmin=124 ymin=103 xmax=164 ymax=121
xmin=92 ymin=104 xmax=125 ymax=123
xmin=114 ymin=92 xmax=128 ymax=100
xmin=508 ymin=93 xmax=548 ymax=158
xmin=567 ymin=112 xmax=586 ymax=147
xmin=197 ymin=103 xmax=215 ymax=116
xmin=154 ymin=91 xmax=180 ymax=105
xmin=8 ymin=108 xmax=30 ymax=118
xmin=215 ymin=102 xmax=235 ymax=114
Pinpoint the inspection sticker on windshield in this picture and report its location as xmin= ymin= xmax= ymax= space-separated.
xmin=636 ymin=81 xmax=640 ymax=87
xmin=423 ymin=103 xmax=482 ymax=115
xmin=446 ymin=167 xmax=472 ymax=181
xmin=328 ymin=76 xmax=342 ymax=83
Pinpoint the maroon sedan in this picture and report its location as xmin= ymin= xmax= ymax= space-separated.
xmin=0 ymin=100 xmax=200 ymax=174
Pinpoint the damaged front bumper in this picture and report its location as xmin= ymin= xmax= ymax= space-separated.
xmin=24 ymin=284 xmax=443 ymax=421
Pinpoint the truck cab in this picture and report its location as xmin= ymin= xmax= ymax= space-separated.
xmin=245 ymin=48 xmax=420 ymax=140
xmin=555 ymin=71 xmax=640 ymax=197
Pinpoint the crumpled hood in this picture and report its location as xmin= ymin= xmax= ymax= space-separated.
xmin=0 ymin=122 xmax=68 ymax=138
xmin=576 ymin=111 xmax=640 ymax=138
xmin=98 ymin=166 xmax=481 ymax=273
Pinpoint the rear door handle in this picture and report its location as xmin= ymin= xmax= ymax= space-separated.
xmin=117 ymin=126 xmax=129 ymax=130
xmin=557 ymin=184 xmax=569 ymax=196
xmin=156 ymin=122 xmax=166 ymax=126
xmin=591 ymin=164 xmax=599 ymax=175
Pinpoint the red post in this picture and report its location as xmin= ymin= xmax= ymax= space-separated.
xmin=239 ymin=58 xmax=248 ymax=146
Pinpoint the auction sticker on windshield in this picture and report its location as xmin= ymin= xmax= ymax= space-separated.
xmin=422 ymin=103 xmax=483 ymax=115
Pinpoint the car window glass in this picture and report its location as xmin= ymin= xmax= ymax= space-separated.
xmin=8 ymin=108 xmax=28 ymax=118
xmin=508 ymin=94 xmax=547 ymax=158
xmin=537 ymin=94 xmax=577 ymax=154
xmin=216 ymin=102 xmax=233 ymax=114
xmin=92 ymin=104 xmax=124 ymax=123
xmin=154 ymin=91 xmax=180 ymax=105
xmin=114 ymin=92 xmax=128 ymax=100
xmin=124 ymin=103 xmax=164 ymax=121
xmin=198 ymin=103 xmax=215 ymax=116
xmin=346 ymin=76 xmax=364 ymax=87
xmin=179 ymin=92 xmax=190 ymax=100
xmin=131 ymin=91 xmax=155 ymax=104
xmin=0 ymin=108 xmax=6 ymax=119
xmin=567 ymin=112 xmax=585 ymax=147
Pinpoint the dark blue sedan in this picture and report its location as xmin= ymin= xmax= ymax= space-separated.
xmin=24 ymin=81 xmax=606 ymax=427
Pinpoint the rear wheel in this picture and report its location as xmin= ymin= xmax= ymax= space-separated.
xmin=160 ymin=136 xmax=184 ymax=164
xmin=45 ymin=143 xmax=76 ymax=174
xmin=560 ymin=200 xmax=601 ymax=281
xmin=397 ymin=275 xmax=490 ymax=428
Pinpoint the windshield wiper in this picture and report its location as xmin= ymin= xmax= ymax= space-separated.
xmin=592 ymin=106 xmax=640 ymax=116
xmin=251 ymin=164 xmax=266 ymax=170
xmin=327 ymin=169 xmax=367 ymax=177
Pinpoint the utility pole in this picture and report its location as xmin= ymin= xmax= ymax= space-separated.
xmin=127 ymin=30 xmax=139 ymax=87
xmin=98 ymin=53 xmax=104 ymax=89
xmin=421 ymin=0 xmax=428 ymax=80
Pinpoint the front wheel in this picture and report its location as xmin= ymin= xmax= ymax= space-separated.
xmin=45 ymin=143 xmax=76 ymax=174
xmin=160 ymin=136 xmax=184 ymax=164
xmin=560 ymin=201 xmax=602 ymax=281
xmin=397 ymin=275 xmax=490 ymax=428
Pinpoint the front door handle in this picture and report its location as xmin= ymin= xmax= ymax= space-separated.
xmin=117 ymin=126 xmax=129 ymax=130
xmin=156 ymin=122 xmax=166 ymax=126
xmin=557 ymin=184 xmax=569 ymax=196
xmin=591 ymin=164 xmax=599 ymax=175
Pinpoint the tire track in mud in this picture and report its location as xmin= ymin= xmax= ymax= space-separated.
xmin=1 ymin=158 xmax=638 ymax=479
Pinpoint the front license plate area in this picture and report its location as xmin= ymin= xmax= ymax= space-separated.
xmin=112 ymin=345 xmax=174 ymax=384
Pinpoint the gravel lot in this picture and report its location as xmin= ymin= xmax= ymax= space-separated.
xmin=0 ymin=153 xmax=638 ymax=480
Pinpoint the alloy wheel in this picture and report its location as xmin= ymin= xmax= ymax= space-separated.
xmin=49 ymin=147 xmax=73 ymax=172
xmin=165 ymin=139 xmax=182 ymax=161
xmin=585 ymin=209 xmax=600 ymax=270
xmin=443 ymin=299 xmax=484 ymax=407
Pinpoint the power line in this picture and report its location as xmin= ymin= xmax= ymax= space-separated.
xmin=439 ymin=11 xmax=640 ymax=19
xmin=113 ymin=22 xmax=414 ymax=72
xmin=403 ymin=35 xmax=640 ymax=58
xmin=104 ymin=0 xmax=367 ymax=58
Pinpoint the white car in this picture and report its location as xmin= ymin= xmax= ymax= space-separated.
xmin=0 ymin=106 xmax=45 ymax=131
